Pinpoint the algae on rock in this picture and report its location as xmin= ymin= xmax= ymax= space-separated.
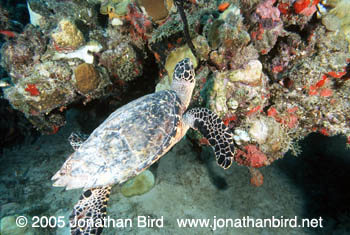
xmin=121 ymin=170 xmax=155 ymax=197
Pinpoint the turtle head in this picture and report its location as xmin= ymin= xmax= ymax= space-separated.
xmin=171 ymin=58 xmax=196 ymax=109
xmin=173 ymin=58 xmax=195 ymax=83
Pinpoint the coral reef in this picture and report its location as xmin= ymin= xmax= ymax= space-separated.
xmin=1 ymin=0 xmax=350 ymax=186
xmin=1 ymin=0 xmax=148 ymax=133
xmin=1 ymin=25 xmax=46 ymax=82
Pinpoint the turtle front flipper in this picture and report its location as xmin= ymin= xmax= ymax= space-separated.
xmin=70 ymin=186 xmax=112 ymax=235
xmin=184 ymin=107 xmax=235 ymax=169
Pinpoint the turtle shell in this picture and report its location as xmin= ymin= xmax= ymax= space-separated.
xmin=60 ymin=90 xmax=184 ymax=189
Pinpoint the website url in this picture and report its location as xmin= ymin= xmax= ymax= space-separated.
xmin=176 ymin=216 xmax=323 ymax=230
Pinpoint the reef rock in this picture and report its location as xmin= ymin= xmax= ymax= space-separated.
xmin=99 ymin=42 xmax=143 ymax=81
xmin=51 ymin=19 xmax=85 ymax=52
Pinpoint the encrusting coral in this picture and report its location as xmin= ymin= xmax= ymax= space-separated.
xmin=51 ymin=19 xmax=85 ymax=52
xmin=74 ymin=63 xmax=101 ymax=94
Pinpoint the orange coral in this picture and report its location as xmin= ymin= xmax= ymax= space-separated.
xmin=25 ymin=84 xmax=40 ymax=96
xmin=218 ymin=2 xmax=230 ymax=12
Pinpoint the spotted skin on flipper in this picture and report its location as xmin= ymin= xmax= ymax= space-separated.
xmin=184 ymin=107 xmax=235 ymax=169
xmin=70 ymin=186 xmax=112 ymax=235
xmin=69 ymin=132 xmax=89 ymax=151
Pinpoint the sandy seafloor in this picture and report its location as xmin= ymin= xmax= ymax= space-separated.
xmin=1 ymin=109 xmax=350 ymax=235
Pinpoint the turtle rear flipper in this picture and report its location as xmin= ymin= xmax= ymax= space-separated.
xmin=184 ymin=107 xmax=235 ymax=169
xmin=70 ymin=186 xmax=112 ymax=235
xmin=68 ymin=132 xmax=89 ymax=151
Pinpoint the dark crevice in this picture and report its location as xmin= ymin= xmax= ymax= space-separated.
xmin=95 ymin=3 xmax=108 ymax=28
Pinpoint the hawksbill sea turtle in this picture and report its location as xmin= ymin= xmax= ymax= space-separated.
xmin=52 ymin=58 xmax=236 ymax=235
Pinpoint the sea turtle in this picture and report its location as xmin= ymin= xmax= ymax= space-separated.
xmin=52 ymin=58 xmax=235 ymax=234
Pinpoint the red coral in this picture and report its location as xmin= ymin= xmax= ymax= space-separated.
xmin=284 ymin=114 xmax=298 ymax=128
xmin=319 ymin=88 xmax=333 ymax=97
xmin=294 ymin=0 xmax=310 ymax=13
xmin=260 ymin=49 xmax=268 ymax=55
xmin=327 ymin=71 xmax=346 ymax=79
xmin=25 ymin=84 xmax=40 ymax=96
xmin=51 ymin=125 xmax=60 ymax=134
xmin=235 ymin=145 xmax=268 ymax=168
xmin=52 ymin=41 xmax=75 ymax=53
xmin=294 ymin=0 xmax=319 ymax=16
xmin=319 ymin=128 xmax=330 ymax=136
xmin=277 ymin=2 xmax=290 ymax=15
xmin=246 ymin=105 xmax=262 ymax=116
xmin=125 ymin=3 xmax=152 ymax=40
xmin=308 ymin=73 xmax=336 ymax=97
xmin=316 ymin=75 xmax=327 ymax=88
xmin=267 ymin=107 xmax=278 ymax=117
xmin=287 ymin=106 xmax=298 ymax=113
xmin=222 ymin=114 xmax=237 ymax=126
xmin=272 ymin=65 xmax=284 ymax=73
xmin=0 ymin=30 xmax=16 ymax=38
xmin=267 ymin=106 xmax=299 ymax=128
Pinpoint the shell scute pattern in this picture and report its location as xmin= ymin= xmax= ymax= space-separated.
xmin=69 ymin=90 xmax=183 ymax=188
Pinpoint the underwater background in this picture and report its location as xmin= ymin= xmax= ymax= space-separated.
xmin=1 ymin=0 xmax=350 ymax=234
